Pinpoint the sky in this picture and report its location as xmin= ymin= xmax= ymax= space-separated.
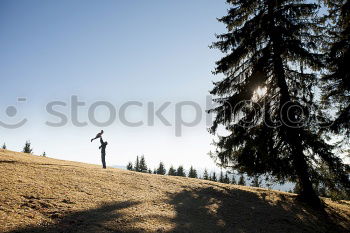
xmin=0 ymin=0 xmax=229 ymax=172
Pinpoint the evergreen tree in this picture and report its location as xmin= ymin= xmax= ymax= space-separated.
xmin=251 ymin=176 xmax=261 ymax=187
xmin=168 ymin=165 xmax=177 ymax=176
xmin=314 ymin=161 xmax=350 ymax=200
xmin=293 ymin=182 xmax=301 ymax=194
xmin=211 ymin=172 xmax=217 ymax=182
xmin=203 ymin=169 xmax=209 ymax=180
xmin=322 ymin=0 xmax=350 ymax=137
xmin=139 ymin=155 xmax=148 ymax=173
xmin=238 ymin=174 xmax=246 ymax=186
xmin=209 ymin=0 xmax=350 ymax=206
xmin=188 ymin=166 xmax=198 ymax=178
xmin=320 ymin=2 xmax=350 ymax=200
xmin=126 ymin=162 xmax=133 ymax=171
xmin=223 ymin=172 xmax=230 ymax=184
xmin=2 ymin=143 xmax=6 ymax=149
xmin=156 ymin=162 xmax=166 ymax=175
xmin=22 ymin=141 xmax=33 ymax=154
xmin=231 ymin=175 xmax=237 ymax=185
xmin=219 ymin=170 xmax=224 ymax=183
xmin=266 ymin=182 xmax=273 ymax=190
xmin=176 ymin=166 xmax=186 ymax=177
xmin=134 ymin=156 xmax=140 ymax=172
xmin=318 ymin=185 xmax=327 ymax=197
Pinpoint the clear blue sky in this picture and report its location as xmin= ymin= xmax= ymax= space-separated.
xmin=0 ymin=0 xmax=229 ymax=171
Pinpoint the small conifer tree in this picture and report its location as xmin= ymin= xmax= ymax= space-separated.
xmin=223 ymin=172 xmax=230 ymax=184
xmin=168 ymin=166 xmax=177 ymax=176
xmin=219 ymin=170 xmax=224 ymax=183
xmin=134 ymin=156 xmax=140 ymax=172
xmin=176 ymin=166 xmax=186 ymax=177
xmin=231 ymin=175 xmax=237 ymax=185
xmin=251 ymin=176 xmax=261 ymax=187
xmin=139 ymin=155 xmax=148 ymax=173
xmin=238 ymin=174 xmax=246 ymax=186
xmin=211 ymin=172 xmax=217 ymax=182
xmin=203 ymin=169 xmax=209 ymax=180
xmin=188 ymin=166 xmax=198 ymax=178
xmin=22 ymin=141 xmax=33 ymax=154
xmin=156 ymin=162 xmax=166 ymax=175
xmin=126 ymin=162 xmax=133 ymax=171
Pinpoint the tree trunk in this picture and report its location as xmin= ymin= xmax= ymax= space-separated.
xmin=272 ymin=49 xmax=321 ymax=207
xmin=291 ymin=137 xmax=322 ymax=207
xmin=267 ymin=1 xmax=321 ymax=207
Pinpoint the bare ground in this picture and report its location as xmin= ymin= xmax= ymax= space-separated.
xmin=0 ymin=149 xmax=349 ymax=233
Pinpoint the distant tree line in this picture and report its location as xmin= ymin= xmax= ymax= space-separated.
xmin=126 ymin=155 xmax=262 ymax=186
xmin=127 ymin=155 xmax=350 ymax=200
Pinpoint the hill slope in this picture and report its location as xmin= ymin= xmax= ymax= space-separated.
xmin=0 ymin=149 xmax=349 ymax=233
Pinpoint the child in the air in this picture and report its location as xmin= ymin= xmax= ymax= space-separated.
xmin=91 ymin=130 xmax=104 ymax=142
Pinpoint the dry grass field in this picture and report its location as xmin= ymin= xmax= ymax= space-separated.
xmin=0 ymin=149 xmax=350 ymax=233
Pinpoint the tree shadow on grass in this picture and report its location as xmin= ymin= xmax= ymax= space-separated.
xmin=167 ymin=187 xmax=349 ymax=233
xmin=6 ymin=187 xmax=349 ymax=233
xmin=8 ymin=201 xmax=141 ymax=233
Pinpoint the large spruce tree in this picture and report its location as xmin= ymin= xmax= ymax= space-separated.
xmin=322 ymin=0 xmax=350 ymax=136
xmin=210 ymin=0 xmax=349 ymax=206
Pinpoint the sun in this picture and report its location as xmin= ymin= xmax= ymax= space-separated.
xmin=256 ymin=86 xmax=267 ymax=97
xmin=252 ymin=86 xmax=267 ymax=101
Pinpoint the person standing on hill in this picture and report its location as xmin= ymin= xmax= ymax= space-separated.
xmin=99 ymin=137 xmax=108 ymax=169
xmin=91 ymin=130 xmax=104 ymax=142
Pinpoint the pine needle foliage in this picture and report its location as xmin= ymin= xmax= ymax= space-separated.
xmin=209 ymin=0 xmax=350 ymax=207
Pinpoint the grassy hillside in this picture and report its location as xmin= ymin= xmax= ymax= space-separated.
xmin=0 ymin=149 xmax=349 ymax=233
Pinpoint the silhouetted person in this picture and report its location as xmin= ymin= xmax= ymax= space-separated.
xmin=91 ymin=130 xmax=104 ymax=142
xmin=99 ymin=137 xmax=108 ymax=169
